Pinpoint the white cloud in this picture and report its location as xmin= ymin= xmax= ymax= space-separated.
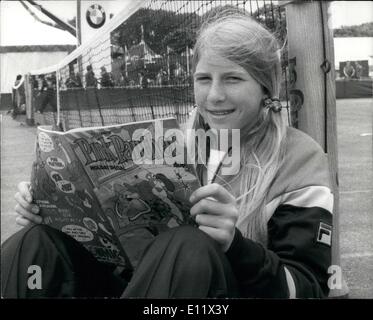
xmin=330 ymin=1 xmax=373 ymax=29
xmin=0 ymin=1 xmax=77 ymax=46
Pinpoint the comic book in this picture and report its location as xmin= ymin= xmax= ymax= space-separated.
xmin=30 ymin=118 xmax=200 ymax=272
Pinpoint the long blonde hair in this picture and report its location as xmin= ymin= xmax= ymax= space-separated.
xmin=192 ymin=8 xmax=287 ymax=244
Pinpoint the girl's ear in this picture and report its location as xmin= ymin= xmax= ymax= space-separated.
xmin=260 ymin=88 xmax=269 ymax=108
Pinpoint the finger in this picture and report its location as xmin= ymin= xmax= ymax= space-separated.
xmin=14 ymin=204 xmax=43 ymax=224
xmin=18 ymin=181 xmax=32 ymax=203
xmin=190 ymin=183 xmax=235 ymax=204
xmin=14 ymin=192 xmax=40 ymax=216
xmin=195 ymin=213 xmax=235 ymax=230
xmin=16 ymin=216 xmax=33 ymax=227
xmin=14 ymin=192 xmax=37 ymax=213
xmin=190 ymin=199 xmax=237 ymax=217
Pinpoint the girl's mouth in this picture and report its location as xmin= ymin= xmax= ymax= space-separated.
xmin=207 ymin=109 xmax=235 ymax=116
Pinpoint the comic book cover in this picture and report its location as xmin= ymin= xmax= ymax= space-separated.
xmin=30 ymin=117 xmax=200 ymax=270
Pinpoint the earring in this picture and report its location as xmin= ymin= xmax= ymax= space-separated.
xmin=263 ymin=97 xmax=282 ymax=113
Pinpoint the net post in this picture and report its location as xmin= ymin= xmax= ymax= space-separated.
xmin=24 ymin=73 xmax=34 ymax=126
xmin=93 ymin=88 xmax=105 ymax=126
xmin=285 ymin=0 xmax=349 ymax=298
xmin=56 ymin=70 xmax=61 ymax=127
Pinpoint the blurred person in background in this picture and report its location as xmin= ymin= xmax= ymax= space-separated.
xmin=85 ymin=65 xmax=97 ymax=88
xmin=9 ymin=74 xmax=26 ymax=119
xmin=100 ymin=66 xmax=114 ymax=88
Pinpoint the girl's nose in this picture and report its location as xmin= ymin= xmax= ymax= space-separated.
xmin=207 ymin=80 xmax=225 ymax=103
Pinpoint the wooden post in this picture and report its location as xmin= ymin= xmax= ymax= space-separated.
xmin=76 ymin=0 xmax=84 ymax=78
xmin=285 ymin=1 xmax=349 ymax=297
xmin=24 ymin=73 xmax=34 ymax=126
xmin=76 ymin=0 xmax=82 ymax=46
xmin=56 ymin=70 xmax=60 ymax=127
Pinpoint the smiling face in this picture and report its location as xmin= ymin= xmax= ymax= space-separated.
xmin=194 ymin=51 xmax=264 ymax=131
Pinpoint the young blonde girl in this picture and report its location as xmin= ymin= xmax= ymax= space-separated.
xmin=3 ymin=8 xmax=333 ymax=298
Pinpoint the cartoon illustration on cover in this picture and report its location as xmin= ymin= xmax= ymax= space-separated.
xmin=30 ymin=118 xmax=201 ymax=269
xmin=31 ymin=129 xmax=132 ymax=268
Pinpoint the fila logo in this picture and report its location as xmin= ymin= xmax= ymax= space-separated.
xmin=317 ymin=222 xmax=332 ymax=246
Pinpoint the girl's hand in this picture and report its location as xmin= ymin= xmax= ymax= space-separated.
xmin=14 ymin=181 xmax=42 ymax=226
xmin=190 ymin=183 xmax=239 ymax=252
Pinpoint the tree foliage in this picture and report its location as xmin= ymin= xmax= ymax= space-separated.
xmin=111 ymin=4 xmax=286 ymax=55
xmin=334 ymin=22 xmax=373 ymax=37
xmin=112 ymin=8 xmax=200 ymax=55
xmin=67 ymin=16 xmax=76 ymax=28
xmin=252 ymin=3 xmax=287 ymax=45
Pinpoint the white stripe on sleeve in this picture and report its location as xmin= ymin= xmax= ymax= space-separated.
xmin=281 ymin=186 xmax=334 ymax=214
xmin=284 ymin=267 xmax=297 ymax=299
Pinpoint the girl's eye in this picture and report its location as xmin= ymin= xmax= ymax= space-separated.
xmin=226 ymin=76 xmax=242 ymax=82
xmin=195 ymin=77 xmax=211 ymax=82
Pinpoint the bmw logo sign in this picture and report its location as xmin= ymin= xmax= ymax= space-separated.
xmin=86 ymin=4 xmax=106 ymax=29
